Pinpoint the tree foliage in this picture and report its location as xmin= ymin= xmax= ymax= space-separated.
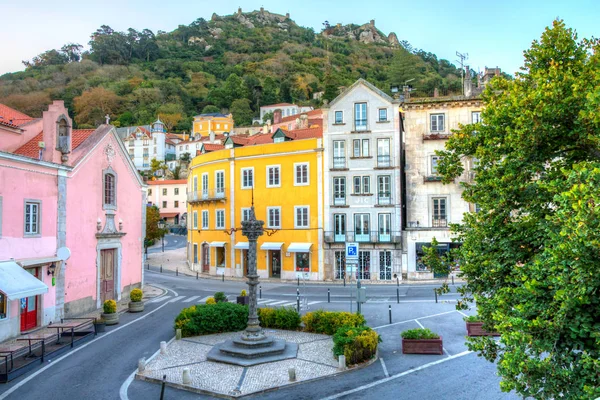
xmin=73 ymin=86 xmax=121 ymax=127
xmin=436 ymin=20 xmax=600 ymax=399
xmin=145 ymin=205 xmax=167 ymax=246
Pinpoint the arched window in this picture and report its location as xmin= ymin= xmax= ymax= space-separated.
xmin=57 ymin=116 xmax=70 ymax=153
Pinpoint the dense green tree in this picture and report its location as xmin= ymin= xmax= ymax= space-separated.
xmin=201 ymin=105 xmax=220 ymax=114
xmin=261 ymin=77 xmax=279 ymax=105
xmin=145 ymin=205 xmax=168 ymax=247
xmin=437 ymin=20 xmax=600 ymax=399
xmin=230 ymin=98 xmax=253 ymax=126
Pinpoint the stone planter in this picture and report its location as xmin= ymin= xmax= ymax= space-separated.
xmin=402 ymin=337 xmax=443 ymax=355
xmin=466 ymin=322 xmax=500 ymax=337
xmin=129 ymin=301 xmax=144 ymax=313
xmin=236 ymin=296 xmax=249 ymax=305
xmin=102 ymin=312 xmax=119 ymax=326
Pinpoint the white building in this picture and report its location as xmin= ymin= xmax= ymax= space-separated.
xmin=322 ymin=79 xmax=402 ymax=281
xmin=402 ymin=96 xmax=482 ymax=279
xmin=122 ymin=119 xmax=177 ymax=171
xmin=259 ymin=103 xmax=313 ymax=123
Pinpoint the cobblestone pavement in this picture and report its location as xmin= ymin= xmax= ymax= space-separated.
xmin=136 ymin=329 xmax=357 ymax=397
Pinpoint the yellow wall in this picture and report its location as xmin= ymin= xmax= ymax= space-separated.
xmin=187 ymin=139 xmax=324 ymax=280
xmin=192 ymin=115 xmax=234 ymax=137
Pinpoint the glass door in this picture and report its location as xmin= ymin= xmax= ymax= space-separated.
xmin=334 ymin=214 xmax=346 ymax=242
xmin=20 ymin=268 xmax=39 ymax=332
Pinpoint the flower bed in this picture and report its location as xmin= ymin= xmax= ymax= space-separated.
xmin=401 ymin=328 xmax=443 ymax=355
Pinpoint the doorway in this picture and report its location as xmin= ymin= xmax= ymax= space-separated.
xmin=20 ymin=268 xmax=39 ymax=332
xmin=100 ymin=249 xmax=116 ymax=304
xmin=202 ymin=243 xmax=210 ymax=273
xmin=269 ymin=250 xmax=281 ymax=278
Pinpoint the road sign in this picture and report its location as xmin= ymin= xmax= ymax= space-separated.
xmin=345 ymin=242 xmax=359 ymax=260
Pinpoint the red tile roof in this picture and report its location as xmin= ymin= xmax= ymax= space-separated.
xmin=148 ymin=179 xmax=187 ymax=185
xmin=247 ymin=133 xmax=273 ymax=145
xmin=203 ymin=143 xmax=225 ymax=151
xmin=0 ymin=119 xmax=22 ymax=130
xmin=279 ymin=109 xmax=322 ymax=124
xmin=0 ymin=103 xmax=33 ymax=126
xmin=13 ymin=129 xmax=96 ymax=159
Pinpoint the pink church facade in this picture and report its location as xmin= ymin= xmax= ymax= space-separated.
xmin=0 ymin=101 xmax=146 ymax=342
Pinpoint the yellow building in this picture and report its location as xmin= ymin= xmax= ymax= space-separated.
xmin=192 ymin=113 xmax=234 ymax=137
xmin=186 ymin=131 xmax=324 ymax=281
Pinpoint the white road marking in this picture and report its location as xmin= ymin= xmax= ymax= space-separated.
xmin=0 ymin=287 xmax=179 ymax=400
xmin=443 ymin=347 xmax=451 ymax=357
xmin=168 ymin=296 xmax=186 ymax=303
xmin=147 ymin=295 xmax=172 ymax=304
xmin=307 ymin=301 xmax=322 ymax=305
xmin=456 ymin=309 xmax=469 ymax=318
xmin=265 ymin=300 xmax=288 ymax=306
xmin=182 ymin=296 xmax=200 ymax=303
xmin=257 ymin=299 xmax=275 ymax=304
xmin=415 ymin=320 xmax=426 ymax=329
xmin=279 ymin=302 xmax=298 ymax=307
xmin=379 ymin=357 xmax=389 ymax=377
xmin=371 ymin=310 xmax=457 ymax=330
xmin=319 ymin=351 xmax=473 ymax=400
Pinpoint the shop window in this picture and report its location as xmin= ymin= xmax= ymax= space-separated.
xmin=295 ymin=252 xmax=310 ymax=273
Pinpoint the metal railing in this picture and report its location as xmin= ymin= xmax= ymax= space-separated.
xmin=377 ymin=192 xmax=392 ymax=205
xmin=333 ymin=195 xmax=346 ymax=206
xmin=326 ymin=231 xmax=401 ymax=243
xmin=187 ymin=188 xmax=226 ymax=202
xmin=332 ymin=157 xmax=346 ymax=169
xmin=377 ymin=155 xmax=391 ymax=167
xmin=432 ymin=218 xmax=448 ymax=227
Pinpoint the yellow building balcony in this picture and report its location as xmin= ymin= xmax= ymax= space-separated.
xmin=187 ymin=188 xmax=227 ymax=204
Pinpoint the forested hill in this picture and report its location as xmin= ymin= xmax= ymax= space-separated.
xmin=0 ymin=8 xmax=468 ymax=130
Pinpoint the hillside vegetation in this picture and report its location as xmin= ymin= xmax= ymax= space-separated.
xmin=0 ymin=8 xmax=467 ymax=130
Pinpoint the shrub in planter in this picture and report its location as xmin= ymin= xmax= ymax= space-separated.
xmin=333 ymin=325 xmax=381 ymax=366
xmin=237 ymin=289 xmax=249 ymax=305
xmin=302 ymin=310 xmax=366 ymax=335
xmin=206 ymin=297 xmax=216 ymax=305
xmin=401 ymin=328 xmax=443 ymax=355
xmin=102 ymin=299 xmax=119 ymax=325
xmin=214 ymin=292 xmax=228 ymax=303
xmin=174 ymin=302 xmax=248 ymax=337
xmin=464 ymin=315 xmax=499 ymax=337
xmin=129 ymin=288 xmax=144 ymax=313
xmin=258 ymin=307 xmax=301 ymax=330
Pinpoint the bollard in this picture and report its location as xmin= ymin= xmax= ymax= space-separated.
xmin=298 ymin=277 xmax=300 ymax=287
xmin=176 ymin=267 xmax=178 ymax=276
xmin=182 ymin=368 xmax=191 ymax=384
xmin=176 ymin=329 xmax=182 ymax=340
xmin=259 ymin=285 xmax=262 ymax=299
xmin=397 ymin=276 xmax=399 ymax=287
xmin=397 ymin=287 xmax=400 ymax=304
xmin=297 ymin=295 xmax=300 ymax=313
xmin=160 ymin=265 xmax=162 ymax=273
xmin=288 ymin=368 xmax=296 ymax=382
xmin=138 ymin=357 xmax=146 ymax=372
xmin=196 ymin=272 xmax=198 ymax=280
xmin=222 ymin=273 xmax=224 ymax=282
xmin=343 ymin=276 xmax=346 ymax=287
xmin=160 ymin=374 xmax=167 ymax=400
xmin=160 ymin=341 xmax=167 ymax=354
xmin=338 ymin=355 xmax=346 ymax=371
xmin=147 ymin=264 xmax=150 ymax=270
xmin=434 ymin=289 xmax=438 ymax=304
xmin=389 ymin=305 xmax=392 ymax=324
xmin=452 ymin=275 xmax=454 ymax=285
xmin=328 ymin=288 xmax=330 ymax=303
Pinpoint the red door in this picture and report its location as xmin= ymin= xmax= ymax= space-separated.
xmin=100 ymin=249 xmax=115 ymax=304
xmin=20 ymin=268 xmax=39 ymax=332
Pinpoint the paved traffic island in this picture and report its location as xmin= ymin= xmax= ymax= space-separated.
xmin=136 ymin=329 xmax=370 ymax=398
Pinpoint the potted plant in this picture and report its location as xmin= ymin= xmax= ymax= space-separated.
xmin=401 ymin=328 xmax=443 ymax=355
xmin=101 ymin=299 xmax=119 ymax=325
xmin=94 ymin=318 xmax=106 ymax=333
xmin=465 ymin=315 xmax=500 ymax=337
xmin=205 ymin=297 xmax=216 ymax=304
xmin=236 ymin=289 xmax=249 ymax=305
xmin=214 ymin=292 xmax=228 ymax=303
xmin=129 ymin=288 xmax=144 ymax=313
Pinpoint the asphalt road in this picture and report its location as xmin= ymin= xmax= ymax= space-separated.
xmin=0 ymin=271 xmax=518 ymax=400
xmin=147 ymin=234 xmax=186 ymax=253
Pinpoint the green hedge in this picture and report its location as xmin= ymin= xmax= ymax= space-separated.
xmin=302 ymin=310 xmax=366 ymax=335
xmin=258 ymin=307 xmax=301 ymax=330
xmin=400 ymin=328 xmax=440 ymax=340
xmin=333 ymin=325 xmax=381 ymax=366
xmin=174 ymin=303 xmax=248 ymax=337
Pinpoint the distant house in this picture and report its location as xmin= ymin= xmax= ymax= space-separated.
xmin=147 ymin=179 xmax=188 ymax=226
xmin=192 ymin=113 xmax=234 ymax=138
xmin=259 ymin=103 xmax=313 ymax=123
xmin=0 ymin=101 xmax=145 ymax=341
xmin=121 ymin=119 xmax=177 ymax=171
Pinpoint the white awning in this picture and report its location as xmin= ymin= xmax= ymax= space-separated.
xmin=287 ymin=243 xmax=312 ymax=252
xmin=234 ymin=242 xmax=249 ymax=250
xmin=18 ymin=256 xmax=61 ymax=267
xmin=260 ymin=242 xmax=284 ymax=251
xmin=209 ymin=241 xmax=227 ymax=248
xmin=0 ymin=261 xmax=49 ymax=300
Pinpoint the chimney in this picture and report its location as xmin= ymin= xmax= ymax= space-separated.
xmin=464 ymin=66 xmax=473 ymax=97
xmin=370 ymin=19 xmax=375 ymax=27
xmin=209 ymin=130 xmax=215 ymax=144
xmin=433 ymin=88 xmax=439 ymax=98
xmin=298 ymin=114 xmax=309 ymax=129
xmin=262 ymin=124 xmax=268 ymax=134
xmin=273 ymin=109 xmax=282 ymax=124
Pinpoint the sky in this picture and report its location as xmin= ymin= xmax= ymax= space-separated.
xmin=0 ymin=0 xmax=598 ymax=76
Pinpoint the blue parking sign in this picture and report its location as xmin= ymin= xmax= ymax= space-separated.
xmin=346 ymin=242 xmax=359 ymax=260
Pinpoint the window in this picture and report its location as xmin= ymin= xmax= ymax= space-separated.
xmin=295 ymin=206 xmax=309 ymax=228
xmin=295 ymin=252 xmax=310 ymax=273
xmin=128 ymin=149 xmax=134 ymax=158
xmin=216 ymin=123 xmax=220 ymax=129
xmin=267 ymin=207 xmax=281 ymax=228
xmin=354 ymin=102 xmax=367 ymax=131
xmin=354 ymin=214 xmax=370 ymax=242
xmin=378 ymin=108 xmax=388 ymax=122
xmin=154 ymin=137 xmax=157 ymax=144
xmin=274 ymin=136 xmax=285 ymax=144
xmin=334 ymin=214 xmax=346 ymax=242
xmin=24 ymin=200 xmax=41 ymax=236
xmin=174 ymin=188 xmax=179 ymax=195
xmin=193 ymin=176 xmax=198 ymax=193
xmin=174 ymin=201 xmax=179 ymax=208
xmin=216 ymin=210 xmax=225 ymax=229
xmin=472 ymin=111 xmax=482 ymax=124
xmin=353 ymin=139 xmax=369 ymax=158
xmin=143 ymin=139 xmax=149 ymax=146
xmin=378 ymin=213 xmax=391 ymax=242
xmin=162 ymin=201 xmax=167 ymax=208
xmin=431 ymin=155 xmax=441 ymax=175
xmin=335 ymin=251 xmax=346 ymax=279
xmin=215 ymin=171 xmax=225 ymax=197
xmin=377 ymin=139 xmax=390 ymax=167
xmin=353 ymin=176 xmax=370 ymax=194
xmin=294 ymin=163 xmax=309 ymax=186
xmin=185 ymin=145 xmax=189 ymax=150
xmin=358 ymin=251 xmax=371 ymax=279
xmin=242 ymin=168 xmax=254 ymax=189
xmin=153 ymin=147 xmax=157 ymax=154
xmin=267 ymin=165 xmax=280 ymax=187
xmin=104 ymin=172 xmax=116 ymax=208
xmin=333 ymin=141 xmax=346 ymax=169
xmin=333 ymin=177 xmax=346 ymax=205
xmin=432 ymin=197 xmax=447 ymax=227
xmin=148 ymin=189 xmax=152 ymax=196
xmin=241 ymin=208 xmax=251 ymax=222
xmin=202 ymin=173 xmax=209 ymax=198
xmin=379 ymin=250 xmax=392 ymax=280
xmin=162 ymin=188 xmax=167 ymax=196
xmin=193 ymin=211 xmax=198 ymax=229
xmin=378 ymin=175 xmax=391 ymax=204
xmin=430 ymin=114 xmax=445 ymax=132
xmin=334 ymin=111 xmax=343 ymax=124
xmin=202 ymin=210 xmax=209 ymax=229
xmin=0 ymin=291 xmax=6 ymax=320
xmin=474 ymin=203 xmax=481 ymax=213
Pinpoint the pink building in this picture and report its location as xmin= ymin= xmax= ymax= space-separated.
xmin=147 ymin=179 xmax=187 ymax=225
xmin=0 ymin=101 xmax=146 ymax=341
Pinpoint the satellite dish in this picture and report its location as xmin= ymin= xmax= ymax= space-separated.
xmin=57 ymin=247 xmax=71 ymax=261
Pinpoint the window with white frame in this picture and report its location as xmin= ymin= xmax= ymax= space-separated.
xmin=354 ymin=214 xmax=370 ymax=240
xmin=295 ymin=252 xmax=310 ymax=272
xmin=432 ymin=197 xmax=448 ymax=227
xmin=215 ymin=171 xmax=225 ymax=196
xmin=333 ymin=141 xmax=346 ymax=168
xmin=333 ymin=177 xmax=346 ymax=205
xmin=193 ymin=176 xmax=198 ymax=192
xmin=353 ymin=176 xmax=371 ymax=194
xmin=353 ymin=139 xmax=369 ymax=158
xmin=294 ymin=163 xmax=309 ymax=186
xmin=202 ymin=173 xmax=209 ymax=197
xmin=241 ymin=168 xmax=254 ymax=189
xmin=104 ymin=172 xmax=116 ymax=208
xmin=267 ymin=207 xmax=281 ymax=228
xmin=24 ymin=200 xmax=41 ymax=236
xmin=193 ymin=211 xmax=198 ymax=229
xmin=431 ymin=155 xmax=441 ymax=175
xmin=378 ymin=108 xmax=388 ymax=122
xmin=267 ymin=165 xmax=280 ymax=187
xmin=377 ymin=175 xmax=391 ymax=204
xmin=241 ymin=208 xmax=251 ymax=222
xmin=216 ymin=209 xmax=225 ymax=229
xmin=294 ymin=206 xmax=309 ymax=228
xmin=354 ymin=102 xmax=367 ymax=131
xmin=472 ymin=111 xmax=482 ymax=124
xmin=202 ymin=210 xmax=209 ymax=229
xmin=334 ymin=111 xmax=343 ymax=124
xmin=377 ymin=138 xmax=390 ymax=167
xmin=430 ymin=113 xmax=445 ymax=132
xmin=174 ymin=188 xmax=179 ymax=195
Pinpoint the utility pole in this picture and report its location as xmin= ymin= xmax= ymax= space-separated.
xmin=456 ymin=51 xmax=469 ymax=95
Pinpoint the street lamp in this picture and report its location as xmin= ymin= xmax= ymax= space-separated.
xmin=158 ymin=220 xmax=166 ymax=252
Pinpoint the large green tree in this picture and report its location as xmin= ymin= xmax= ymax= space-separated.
xmin=230 ymin=98 xmax=253 ymax=126
xmin=437 ymin=21 xmax=600 ymax=399
xmin=145 ymin=205 xmax=167 ymax=248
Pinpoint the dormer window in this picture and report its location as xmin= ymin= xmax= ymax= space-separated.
xmin=56 ymin=116 xmax=70 ymax=154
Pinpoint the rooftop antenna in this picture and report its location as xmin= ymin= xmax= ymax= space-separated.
xmin=456 ymin=51 xmax=468 ymax=95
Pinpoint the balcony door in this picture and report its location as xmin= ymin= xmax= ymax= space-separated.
xmin=333 ymin=177 xmax=346 ymax=205
xmin=378 ymin=213 xmax=391 ymax=242
xmin=334 ymin=214 xmax=346 ymax=242
xmin=333 ymin=141 xmax=345 ymax=169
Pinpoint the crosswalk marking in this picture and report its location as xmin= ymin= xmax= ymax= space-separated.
xmin=257 ymin=299 xmax=275 ymax=304
xmin=148 ymin=295 xmax=172 ymax=304
xmin=169 ymin=296 xmax=186 ymax=303
xmin=147 ymin=295 xmax=324 ymax=307
xmin=307 ymin=301 xmax=321 ymax=305
xmin=265 ymin=300 xmax=289 ymax=306
xmin=182 ymin=296 xmax=200 ymax=303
